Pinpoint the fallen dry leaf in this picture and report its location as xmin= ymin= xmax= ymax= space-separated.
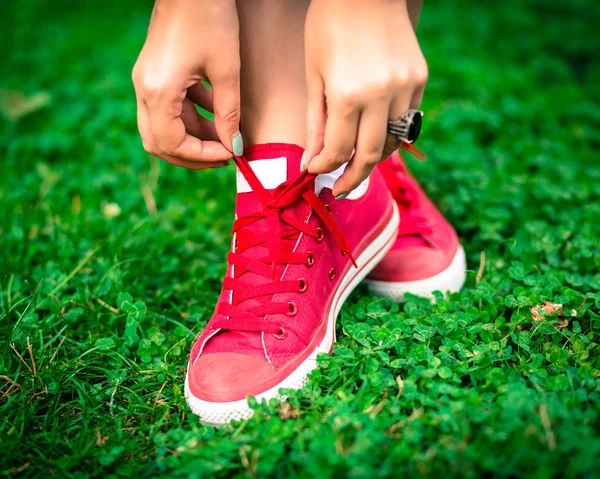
xmin=0 ymin=89 xmax=51 ymax=120
xmin=531 ymin=301 xmax=568 ymax=329
xmin=279 ymin=402 xmax=299 ymax=420
xmin=96 ymin=427 xmax=108 ymax=446
xmin=396 ymin=375 xmax=404 ymax=398
xmin=555 ymin=318 xmax=569 ymax=329
xmin=531 ymin=301 xmax=563 ymax=322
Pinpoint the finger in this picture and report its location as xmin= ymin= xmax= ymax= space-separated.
xmin=410 ymin=61 xmax=428 ymax=109
xmin=187 ymin=82 xmax=214 ymax=113
xmin=139 ymin=98 xmax=228 ymax=169
xmin=136 ymin=99 xmax=159 ymax=156
xmin=410 ymin=82 xmax=425 ymax=110
xmin=208 ymin=66 xmax=242 ymax=156
xmin=148 ymin=89 xmax=233 ymax=162
xmin=180 ymin=98 xmax=219 ymax=141
xmin=389 ymin=95 xmax=413 ymax=128
xmin=161 ymin=154 xmax=229 ymax=170
xmin=303 ymin=70 xmax=326 ymax=171
xmin=381 ymin=132 xmax=402 ymax=164
xmin=332 ymin=103 xmax=388 ymax=198
xmin=307 ymin=105 xmax=360 ymax=175
xmin=381 ymin=95 xmax=412 ymax=161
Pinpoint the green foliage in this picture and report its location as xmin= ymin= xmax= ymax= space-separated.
xmin=0 ymin=0 xmax=599 ymax=477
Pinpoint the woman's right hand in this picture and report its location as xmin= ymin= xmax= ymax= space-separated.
xmin=132 ymin=0 xmax=242 ymax=169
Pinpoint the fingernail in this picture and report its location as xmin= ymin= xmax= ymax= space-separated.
xmin=300 ymin=152 xmax=308 ymax=171
xmin=335 ymin=193 xmax=349 ymax=201
xmin=232 ymin=132 xmax=244 ymax=156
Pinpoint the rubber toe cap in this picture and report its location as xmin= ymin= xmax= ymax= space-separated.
xmin=368 ymin=246 xmax=456 ymax=282
xmin=187 ymin=352 xmax=275 ymax=402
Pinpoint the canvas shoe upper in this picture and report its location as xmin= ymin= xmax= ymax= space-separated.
xmin=185 ymin=143 xmax=399 ymax=425
xmin=365 ymin=150 xmax=466 ymax=301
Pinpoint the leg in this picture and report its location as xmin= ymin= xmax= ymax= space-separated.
xmin=186 ymin=0 xmax=461 ymax=425
xmin=406 ymin=0 xmax=423 ymax=29
xmin=236 ymin=0 xmax=310 ymax=146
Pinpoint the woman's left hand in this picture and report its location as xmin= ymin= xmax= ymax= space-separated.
xmin=303 ymin=0 xmax=428 ymax=198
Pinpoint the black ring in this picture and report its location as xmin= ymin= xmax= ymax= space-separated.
xmin=387 ymin=110 xmax=423 ymax=144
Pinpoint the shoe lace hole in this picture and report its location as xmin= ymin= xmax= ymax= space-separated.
xmin=298 ymin=278 xmax=308 ymax=293
xmin=316 ymin=227 xmax=324 ymax=243
xmin=272 ymin=328 xmax=288 ymax=340
xmin=286 ymin=302 xmax=298 ymax=317
xmin=324 ymin=204 xmax=331 ymax=213
xmin=328 ymin=268 xmax=335 ymax=281
xmin=306 ymin=252 xmax=315 ymax=268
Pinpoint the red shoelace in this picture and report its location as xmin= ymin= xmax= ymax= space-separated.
xmin=212 ymin=154 xmax=355 ymax=336
xmin=388 ymin=144 xmax=434 ymax=243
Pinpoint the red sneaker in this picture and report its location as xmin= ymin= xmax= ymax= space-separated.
xmin=185 ymin=143 xmax=399 ymax=424
xmin=365 ymin=151 xmax=466 ymax=301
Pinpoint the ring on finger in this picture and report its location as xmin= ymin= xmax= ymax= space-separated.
xmin=387 ymin=109 xmax=423 ymax=144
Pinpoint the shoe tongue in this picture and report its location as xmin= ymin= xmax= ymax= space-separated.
xmin=203 ymin=143 xmax=307 ymax=360
xmin=234 ymin=143 xmax=304 ymax=216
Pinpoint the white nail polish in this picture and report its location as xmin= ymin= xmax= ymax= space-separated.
xmin=300 ymin=152 xmax=307 ymax=171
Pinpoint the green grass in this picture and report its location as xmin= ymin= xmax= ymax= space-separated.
xmin=1 ymin=0 xmax=599 ymax=477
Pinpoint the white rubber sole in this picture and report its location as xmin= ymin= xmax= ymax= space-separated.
xmin=364 ymin=245 xmax=466 ymax=302
xmin=185 ymin=202 xmax=400 ymax=425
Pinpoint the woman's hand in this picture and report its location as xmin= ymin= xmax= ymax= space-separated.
xmin=303 ymin=0 xmax=427 ymax=197
xmin=132 ymin=0 xmax=242 ymax=170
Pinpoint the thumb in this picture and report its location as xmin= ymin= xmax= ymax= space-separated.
xmin=302 ymin=71 xmax=326 ymax=171
xmin=210 ymin=69 xmax=243 ymax=156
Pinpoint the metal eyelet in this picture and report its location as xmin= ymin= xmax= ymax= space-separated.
xmin=272 ymin=328 xmax=288 ymax=340
xmin=328 ymin=268 xmax=335 ymax=281
xmin=286 ymin=302 xmax=298 ymax=317
xmin=324 ymin=204 xmax=332 ymax=213
xmin=306 ymin=252 xmax=315 ymax=268
xmin=316 ymin=228 xmax=324 ymax=243
xmin=298 ymin=278 xmax=308 ymax=293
